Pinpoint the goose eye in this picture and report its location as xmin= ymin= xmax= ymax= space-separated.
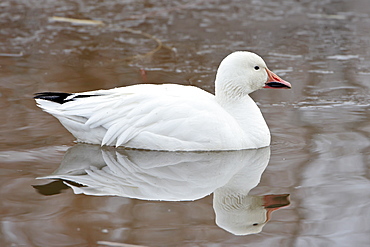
xmin=253 ymin=223 xmax=259 ymax=226
xmin=254 ymin=66 xmax=260 ymax=70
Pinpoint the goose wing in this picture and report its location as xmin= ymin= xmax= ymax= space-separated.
xmin=36 ymin=84 xmax=244 ymax=150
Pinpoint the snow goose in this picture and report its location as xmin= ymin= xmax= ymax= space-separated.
xmin=37 ymin=144 xmax=289 ymax=235
xmin=34 ymin=51 xmax=291 ymax=151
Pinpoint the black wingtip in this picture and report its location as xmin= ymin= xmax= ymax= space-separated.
xmin=34 ymin=92 xmax=73 ymax=104
xmin=34 ymin=92 xmax=100 ymax=104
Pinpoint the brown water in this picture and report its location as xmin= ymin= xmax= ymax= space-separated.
xmin=1 ymin=0 xmax=370 ymax=246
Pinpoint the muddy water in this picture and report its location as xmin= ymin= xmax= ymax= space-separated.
xmin=1 ymin=0 xmax=370 ymax=246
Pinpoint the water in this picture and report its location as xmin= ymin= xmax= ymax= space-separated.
xmin=1 ymin=0 xmax=369 ymax=246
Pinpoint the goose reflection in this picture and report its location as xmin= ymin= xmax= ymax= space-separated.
xmin=37 ymin=144 xmax=290 ymax=235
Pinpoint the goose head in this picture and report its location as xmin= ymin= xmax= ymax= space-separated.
xmin=215 ymin=51 xmax=291 ymax=99
xmin=214 ymin=194 xmax=291 ymax=235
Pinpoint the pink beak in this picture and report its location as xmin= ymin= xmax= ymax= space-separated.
xmin=263 ymin=194 xmax=291 ymax=222
xmin=263 ymin=68 xmax=292 ymax=89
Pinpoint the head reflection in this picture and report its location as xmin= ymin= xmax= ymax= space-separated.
xmin=37 ymin=144 xmax=290 ymax=235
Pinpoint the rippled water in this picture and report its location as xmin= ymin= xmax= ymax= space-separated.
xmin=1 ymin=0 xmax=370 ymax=246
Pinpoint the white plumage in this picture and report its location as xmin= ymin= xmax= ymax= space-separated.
xmin=35 ymin=51 xmax=291 ymax=151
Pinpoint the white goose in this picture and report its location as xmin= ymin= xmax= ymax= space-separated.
xmin=35 ymin=51 xmax=291 ymax=151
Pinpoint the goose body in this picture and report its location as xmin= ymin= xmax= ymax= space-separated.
xmin=35 ymin=51 xmax=291 ymax=151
